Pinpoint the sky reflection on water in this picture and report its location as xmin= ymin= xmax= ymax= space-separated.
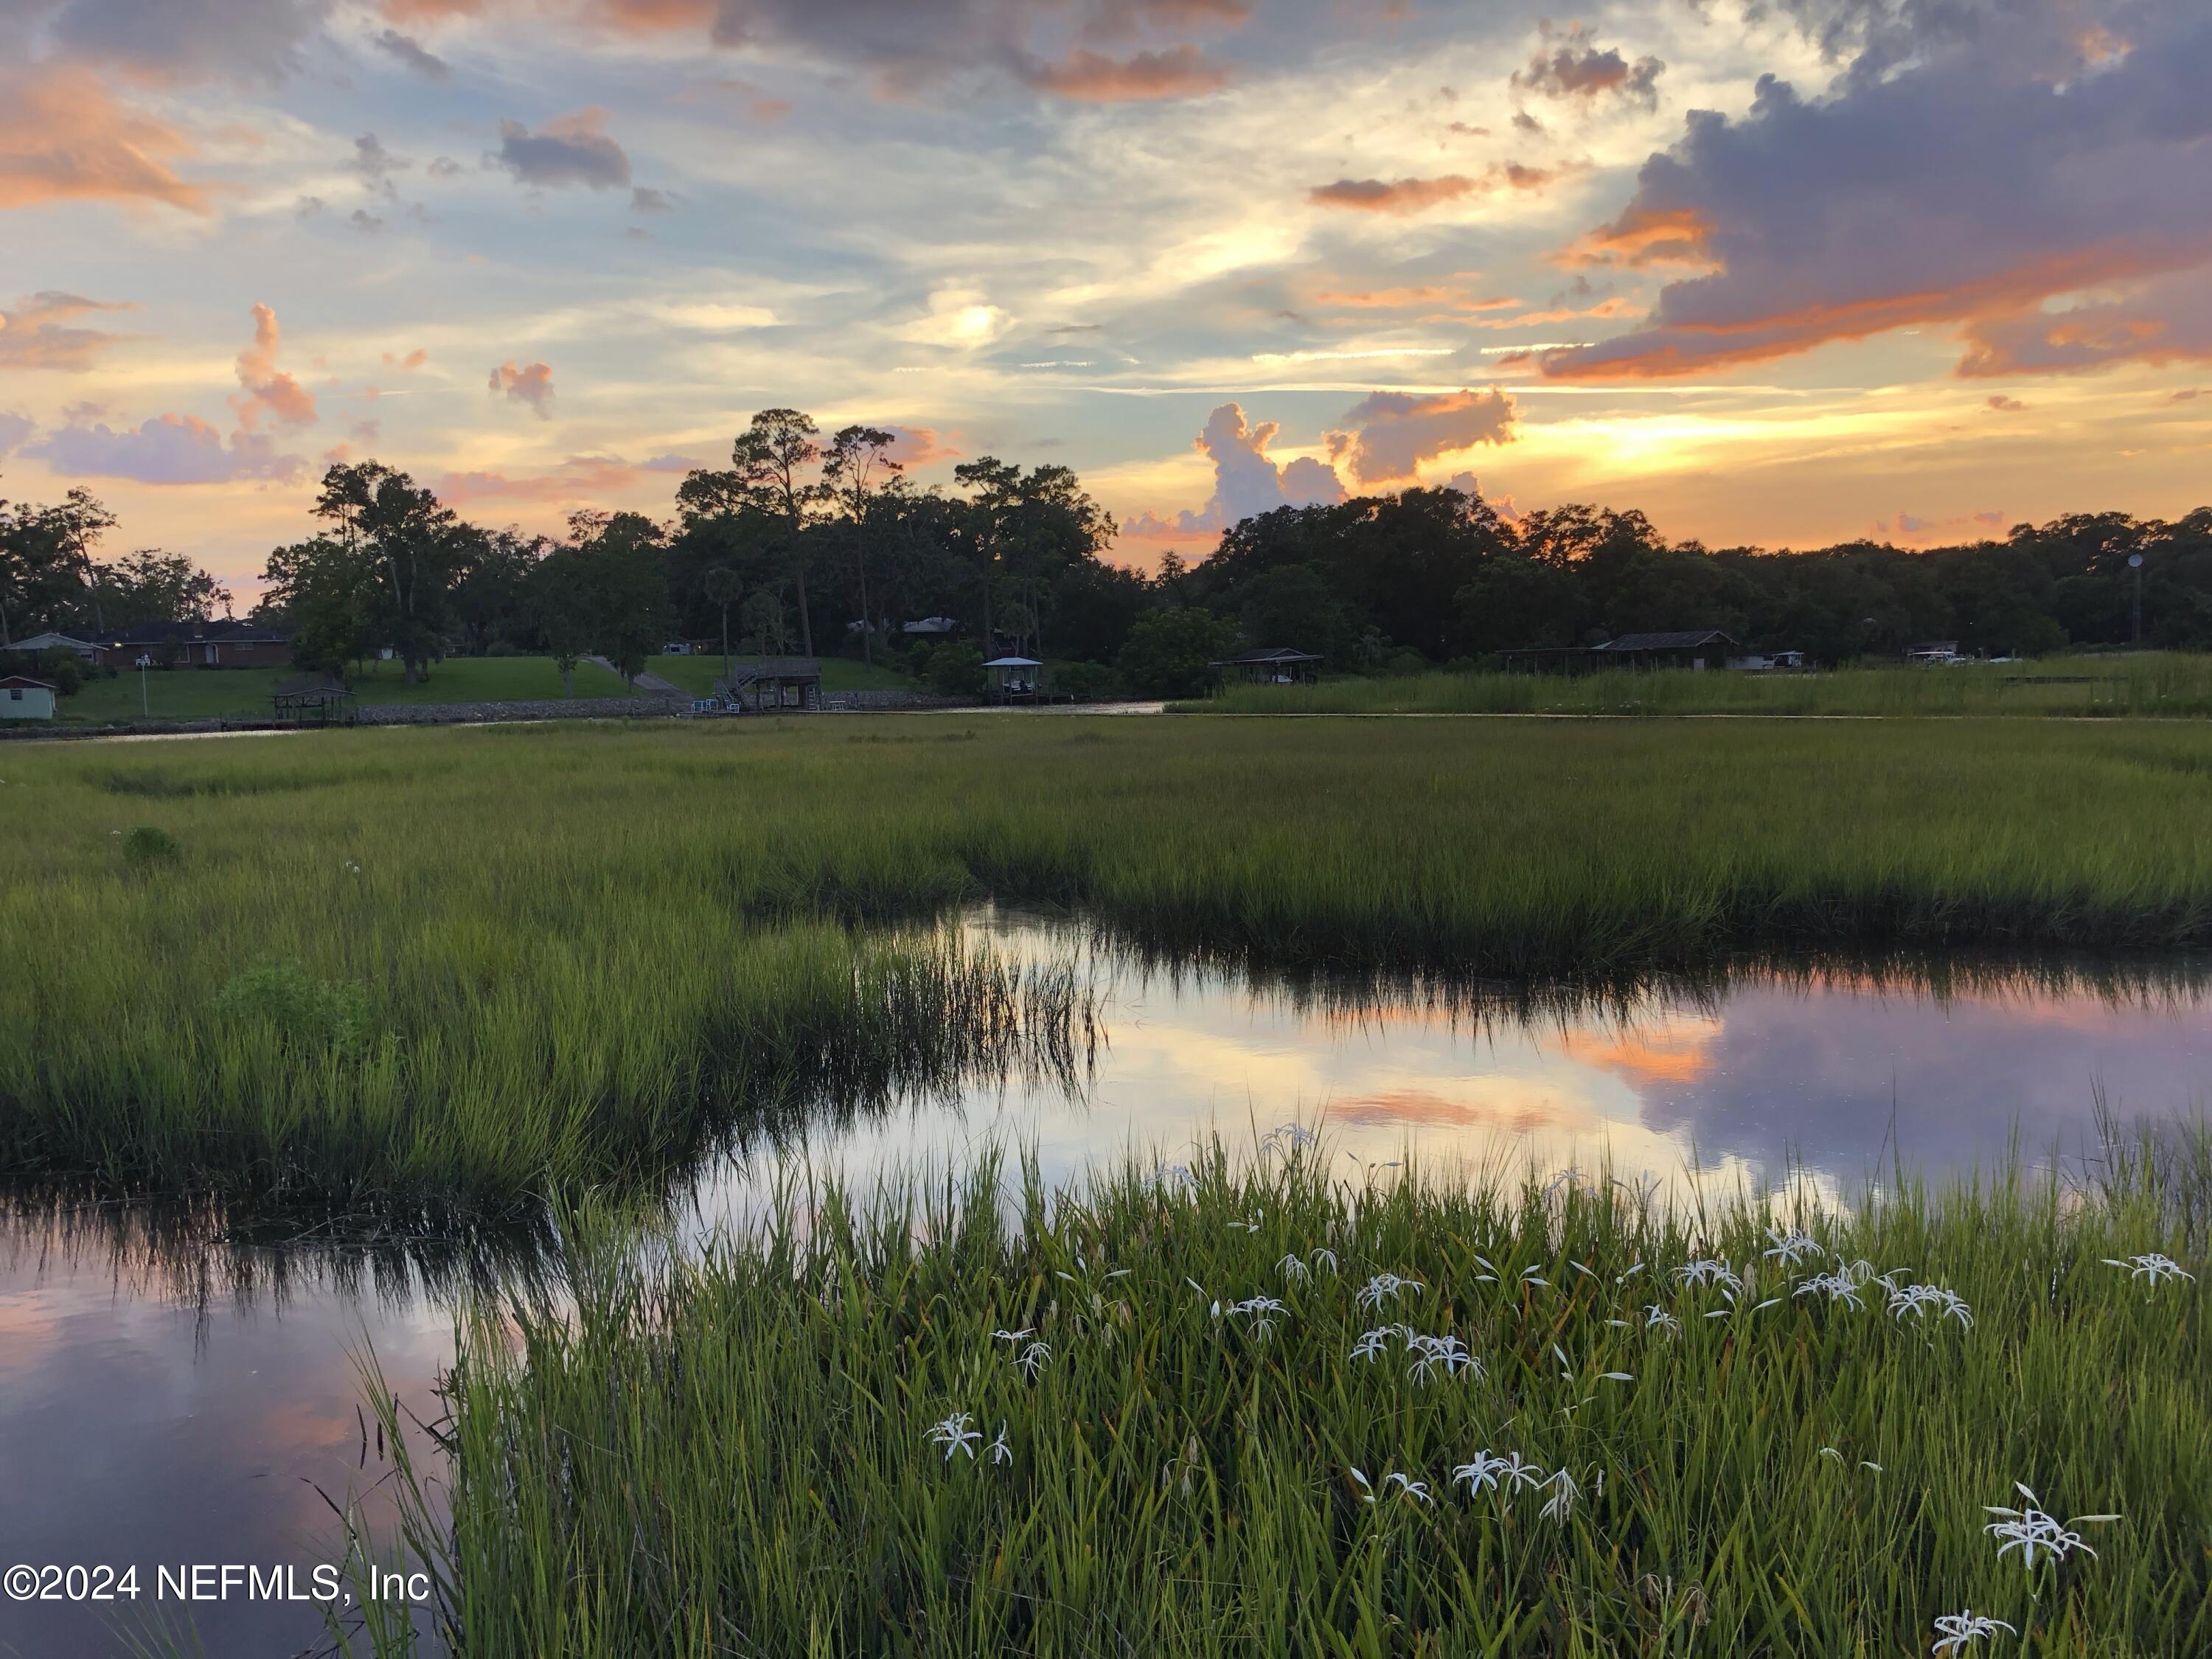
xmin=3 ymin=913 xmax=2208 ymax=1656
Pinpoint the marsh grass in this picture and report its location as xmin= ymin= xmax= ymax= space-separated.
xmin=1191 ymin=652 xmax=2212 ymax=719
xmin=354 ymin=1131 xmax=2212 ymax=1657
xmin=10 ymin=717 xmax=2212 ymax=1205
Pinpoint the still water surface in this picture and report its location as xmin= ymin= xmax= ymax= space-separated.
xmin=4 ymin=909 xmax=2208 ymax=1657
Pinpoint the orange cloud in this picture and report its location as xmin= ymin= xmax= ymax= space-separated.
xmin=382 ymin=347 xmax=429 ymax=371
xmin=1019 ymin=45 xmax=1231 ymax=101
xmin=1333 ymin=1087 xmax=1601 ymax=1135
xmin=0 ymin=68 xmax=209 ymax=214
xmin=432 ymin=451 xmax=689 ymax=504
xmin=884 ymin=425 xmax=961 ymax=467
xmin=0 ymin=291 xmax=133 ymax=371
xmin=1469 ymin=295 xmax=1637 ymax=330
xmin=1318 ymin=285 xmax=1521 ymax=313
xmin=1310 ymin=163 xmax=1562 ymax=215
xmin=1328 ymin=386 xmax=1517 ymax=484
xmin=489 ymin=358 xmax=557 ymax=417
xmin=233 ymin=303 xmax=318 ymax=429
xmin=1555 ymin=204 xmax=1714 ymax=270
xmin=1309 ymin=174 xmax=1475 ymax=215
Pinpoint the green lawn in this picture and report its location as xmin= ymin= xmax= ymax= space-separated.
xmin=641 ymin=651 xmax=917 ymax=695
xmin=58 ymin=656 xmax=630 ymax=723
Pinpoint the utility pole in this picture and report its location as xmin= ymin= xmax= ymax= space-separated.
xmin=136 ymin=653 xmax=150 ymax=716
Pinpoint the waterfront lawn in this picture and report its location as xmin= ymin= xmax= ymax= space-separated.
xmin=55 ymin=656 xmax=631 ymax=724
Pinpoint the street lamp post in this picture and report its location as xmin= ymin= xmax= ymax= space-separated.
xmin=135 ymin=653 xmax=150 ymax=717
xmin=2129 ymin=552 xmax=2144 ymax=645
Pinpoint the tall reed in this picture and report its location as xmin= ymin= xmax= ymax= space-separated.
xmin=355 ymin=1132 xmax=2212 ymax=1656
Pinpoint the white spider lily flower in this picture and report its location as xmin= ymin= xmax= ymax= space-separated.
xmin=1763 ymin=1227 xmax=1822 ymax=1266
xmin=1349 ymin=1327 xmax=1394 ymax=1362
xmin=1818 ymin=1447 xmax=1844 ymax=1463
xmin=1599 ymin=1371 xmax=1635 ymax=1383
xmin=1156 ymin=1162 xmax=1196 ymax=1187
xmin=1642 ymin=1304 xmax=1680 ymax=1337
xmin=1349 ymin=1467 xmax=1376 ymax=1504
xmin=1356 ymin=1273 xmax=1424 ymax=1312
xmin=1539 ymin=1467 xmax=1581 ymax=1525
xmin=991 ymin=1328 xmax=1034 ymax=1343
xmin=1383 ymin=1472 xmax=1435 ymax=1505
xmin=1453 ymin=1450 xmax=1545 ymax=1496
xmin=987 ymin=1423 xmax=1012 ymax=1467
xmin=1473 ymin=1254 xmax=1497 ymax=1275
xmin=1930 ymin=1610 xmax=2016 ymax=1654
xmin=1703 ymin=1309 xmax=1731 ymax=1320
xmin=2104 ymin=1253 xmax=2194 ymax=1285
xmin=1012 ymin=1340 xmax=1051 ymax=1380
xmin=1617 ymin=1262 xmax=1646 ymax=1283
xmin=1751 ymin=1298 xmax=1782 ymax=1312
xmin=1983 ymin=1484 xmax=2118 ymax=1569
xmin=1406 ymin=1332 xmax=1480 ymax=1383
xmin=1227 ymin=1295 xmax=1285 ymax=1338
xmin=1310 ymin=1248 xmax=1340 ymax=1276
xmin=1862 ymin=1461 xmax=1884 ymax=1474
xmin=927 ymin=1413 xmax=982 ymax=1461
xmin=1794 ymin=1270 xmax=1865 ymax=1310
xmin=1888 ymin=1281 xmax=1974 ymax=1328
xmin=1568 ymin=1259 xmax=1596 ymax=1278
xmin=1674 ymin=1259 xmax=1742 ymax=1293
xmin=1551 ymin=1342 xmax=1571 ymax=1378
xmin=1604 ymin=1318 xmax=1632 ymax=1328
xmin=1277 ymin=1253 xmax=1311 ymax=1285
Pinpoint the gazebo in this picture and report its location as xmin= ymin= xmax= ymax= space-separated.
xmin=270 ymin=672 xmax=357 ymax=726
xmin=1214 ymin=647 xmax=1323 ymax=686
xmin=983 ymin=655 xmax=1044 ymax=703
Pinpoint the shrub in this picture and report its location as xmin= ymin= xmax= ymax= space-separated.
xmin=1051 ymin=660 xmax=1121 ymax=702
xmin=1115 ymin=608 xmax=1237 ymax=698
xmin=120 ymin=826 xmax=181 ymax=869
xmin=926 ymin=643 xmax=987 ymax=699
xmin=209 ymin=960 xmax=375 ymax=1054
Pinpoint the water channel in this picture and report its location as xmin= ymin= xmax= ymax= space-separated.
xmin=4 ymin=906 xmax=2208 ymax=1657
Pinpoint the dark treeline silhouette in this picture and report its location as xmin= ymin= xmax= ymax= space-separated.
xmin=7 ymin=419 xmax=2212 ymax=700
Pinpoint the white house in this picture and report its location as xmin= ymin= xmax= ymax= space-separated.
xmin=10 ymin=632 xmax=97 ymax=660
xmin=0 ymin=675 xmax=58 ymax=720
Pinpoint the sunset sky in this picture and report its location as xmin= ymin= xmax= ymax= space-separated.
xmin=4 ymin=0 xmax=2208 ymax=593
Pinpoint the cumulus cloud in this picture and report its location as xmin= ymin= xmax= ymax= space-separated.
xmin=489 ymin=358 xmax=556 ymax=416
xmin=0 ymin=291 xmax=133 ymax=371
xmin=25 ymin=414 xmax=302 ymax=484
xmin=0 ymin=412 xmax=32 ymax=455
xmin=1121 ymin=402 xmax=1344 ymax=538
xmin=372 ymin=27 xmax=451 ymax=79
xmin=0 ymin=66 xmax=209 ymax=213
xmin=1328 ymin=386 xmax=1517 ymax=485
xmin=1512 ymin=22 xmax=1663 ymax=109
xmin=493 ymin=110 xmax=631 ymax=190
xmin=1537 ymin=7 xmax=2212 ymax=381
xmin=233 ymin=303 xmax=319 ymax=429
xmin=1016 ymin=44 xmax=1231 ymax=100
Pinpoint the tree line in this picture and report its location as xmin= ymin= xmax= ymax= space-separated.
xmin=8 ymin=416 xmax=2212 ymax=701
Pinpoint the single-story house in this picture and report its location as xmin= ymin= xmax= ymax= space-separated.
xmin=1213 ymin=647 xmax=1324 ymax=686
xmin=1726 ymin=650 xmax=1807 ymax=671
xmin=91 ymin=620 xmax=291 ymax=669
xmin=902 ymin=617 xmax=961 ymax=637
xmin=1592 ymin=630 xmax=1742 ymax=670
xmin=0 ymin=675 xmax=58 ymax=720
xmin=10 ymin=632 xmax=98 ymax=660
